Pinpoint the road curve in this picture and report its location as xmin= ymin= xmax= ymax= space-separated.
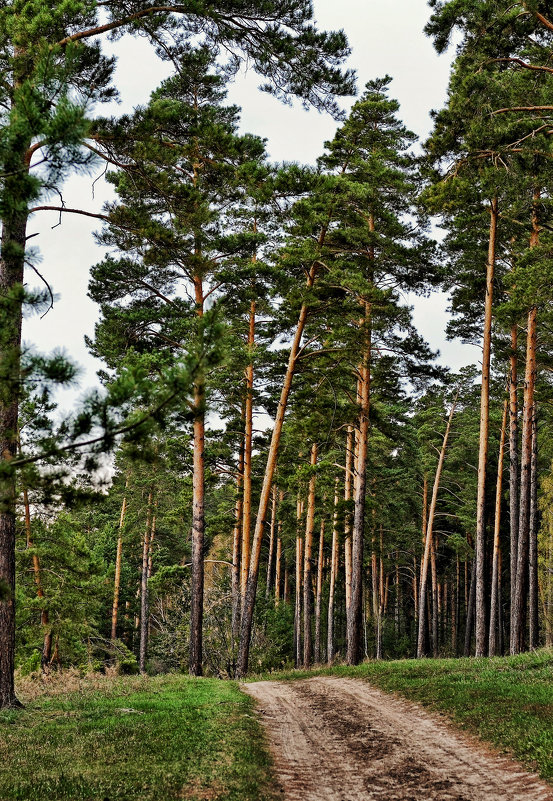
xmin=243 ymin=676 xmax=553 ymax=801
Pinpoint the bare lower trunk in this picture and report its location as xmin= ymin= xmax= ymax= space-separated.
xmin=111 ymin=483 xmax=128 ymax=641
xmin=464 ymin=557 xmax=476 ymax=656
xmin=314 ymin=518 xmax=324 ymax=663
xmin=189 ymin=275 xmax=206 ymax=676
xmin=417 ymin=394 xmax=457 ymax=658
xmin=0 ymin=152 xmax=28 ymax=707
xmin=303 ymin=443 xmax=318 ymax=668
xmin=430 ymin=537 xmax=438 ymax=658
xmin=231 ymin=442 xmax=244 ymax=651
xmin=512 ymin=192 xmax=539 ymax=655
xmin=275 ymin=495 xmax=283 ymax=605
xmin=512 ymin=307 xmax=537 ymax=653
xmin=294 ymin=513 xmax=304 ymax=668
xmin=475 ymin=196 xmax=498 ymax=657
xmin=266 ymin=485 xmax=277 ymax=599
xmin=23 ymin=487 xmax=52 ymax=667
xmin=529 ymin=411 xmax=539 ymax=649
xmin=347 ymin=302 xmax=371 ymax=666
xmin=241 ymin=300 xmax=256 ymax=612
xmin=327 ymin=478 xmax=340 ymax=663
xmin=139 ymin=492 xmax=153 ymax=674
xmin=274 ymin=536 xmax=282 ymax=604
xmin=509 ymin=323 xmax=519 ymax=652
xmin=489 ymin=399 xmax=508 ymax=657
xmin=344 ymin=426 xmax=354 ymax=614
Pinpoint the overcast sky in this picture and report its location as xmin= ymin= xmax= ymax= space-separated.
xmin=23 ymin=0 xmax=477 ymax=408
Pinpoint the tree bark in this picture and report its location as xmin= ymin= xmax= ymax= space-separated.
xmin=266 ymin=484 xmax=277 ymax=599
xmin=430 ymin=536 xmax=439 ymax=658
xmin=314 ymin=517 xmax=325 ymax=664
xmin=512 ymin=192 xmax=539 ymax=655
xmin=139 ymin=491 xmax=153 ymax=674
xmin=294 ymin=491 xmax=304 ymax=668
xmin=189 ymin=276 xmax=205 ymax=676
xmin=111 ymin=481 xmax=128 ymax=641
xmin=23 ymin=487 xmax=52 ymax=668
xmin=464 ymin=557 xmax=476 ymax=657
xmin=274 ymin=493 xmax=283 ymax=605
xmin=327 ymin=477 xmax=340 ymax=662
xmin=344 ymin=425 xmax=354 ymax=614
xmin=529 ymin=410 xmax=539 ymax=649
xmin=489 ymin=398 xmax=508 ymax=657
xmin=475 ymin=196 xmax=498 ymax=657
xmin=303 ymin=443 xmax=318 ymax=668
xmin=241 ymin=298 xmax=256 ymax=612
xmin=0 ymin=140 xmax=28 ymax=707
xmin=231 ymin=440 xmax=244 ymax=652
xmin=294 ymin=497 xmax=304 ymax=669
xmin=347 ymin=301 xmax=371 ymax=666
xmin=509 ymin=323 xmax=519 ymax=652
xmin=417 ymin=394 xmax=457 ymax=658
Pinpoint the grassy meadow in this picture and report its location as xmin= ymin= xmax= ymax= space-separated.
xmin=0 ymin=671 xmax=278 ymax=801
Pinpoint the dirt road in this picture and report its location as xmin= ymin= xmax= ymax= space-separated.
xmin=243 ymin=676 xmax=553 ymax=801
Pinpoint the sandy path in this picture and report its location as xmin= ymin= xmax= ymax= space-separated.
xmin=243 ymin=676 xmax=553 ymax=801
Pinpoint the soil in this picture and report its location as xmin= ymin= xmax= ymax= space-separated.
xmin=243 ymin=676 xmax=553 ymax=801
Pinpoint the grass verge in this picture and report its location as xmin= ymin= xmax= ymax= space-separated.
xmin=0 ymin=671 xmax=278 ymax=801
xmin=249 ymin=648 xmax=553 ymax=781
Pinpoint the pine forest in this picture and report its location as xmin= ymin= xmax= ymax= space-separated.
xmin=5 ymin=0 xmax=553 ymax=731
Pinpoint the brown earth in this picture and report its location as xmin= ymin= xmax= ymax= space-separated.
xmin=243 ymin=676 xmax=553 ymax=801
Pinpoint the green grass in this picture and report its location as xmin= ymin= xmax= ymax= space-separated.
xmin=0 ymin=672 xmax=278 ymax=801
xmin=249 ymin=648 xmax=553 ymax=781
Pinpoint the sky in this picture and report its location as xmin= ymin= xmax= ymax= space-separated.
xmin=22 ymin=0 xmax=478 ymax=408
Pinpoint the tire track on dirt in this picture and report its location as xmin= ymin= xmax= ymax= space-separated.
xmin=243 ymin=676 xmax=553 ymax=801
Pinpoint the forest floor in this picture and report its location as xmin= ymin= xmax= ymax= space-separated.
xmin=244 ymin=675 xmax=553 ymax=801
xmin=0 ymin=671 xmax=277 ymax=801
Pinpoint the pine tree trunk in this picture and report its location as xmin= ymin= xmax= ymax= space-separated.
xmin=274 ymin=535 xmax=282 ymax=605
xmin=314 ymin=518 xmax=325 ymax=664
xmin=347 ymin=301 xmax=371 ymax=666
xmin=294 ymin=504 xmax=304 ymax=668
xmin=464 ymin=557 xmax=477 ymax=656
xmin=512 ymin=194 xmax=539 ymax=654
xmin=529 ymin=410 xmax=539 ymax=649
xmin=303 ymin=443 xmax=318 ymax=668
xmin=509 ymin=323 xmax=519 ymax=653
xmin=344 ymin=426 xmax=354 ymax=614
xmin=266 ymin=485 xmax=277 ymax=599
xmin=189 ymin=276 xmax=206 ymax=676
xmin=417 ymin=394 xmax=457 ymax=658
xmin=371 ymin=536 xmax=379 ymax=654
xmin=231 ymin=442 xmax=244 ymax=651
xmin=23 ymin=487 xmax=52 ymax=668
xmin=327 ymin=478 xmax=340 ymax=663
xmin=413 ymin=557 xmax=419 ymax=625
xmin=236 ymin=256 xmax=320 ymax=677
xmin=431 ymin=537 xmax=439 ymax=658
xmin=275 ymin=494 xmax=283 ymax=605
xmin=111 ymin=482 xmax=128 ymax=641
xmin=240 ymin=299 xmax=256 ymax=612
xmin=139 ymin=492 xmax=153 ymax=674
xmin=0 ymin=125 xmax=30 ymax=706
xmin=475 ymin=196 xmax=498 ymax=657
xmin=489 ymin=399 xmax=508 ymax=657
